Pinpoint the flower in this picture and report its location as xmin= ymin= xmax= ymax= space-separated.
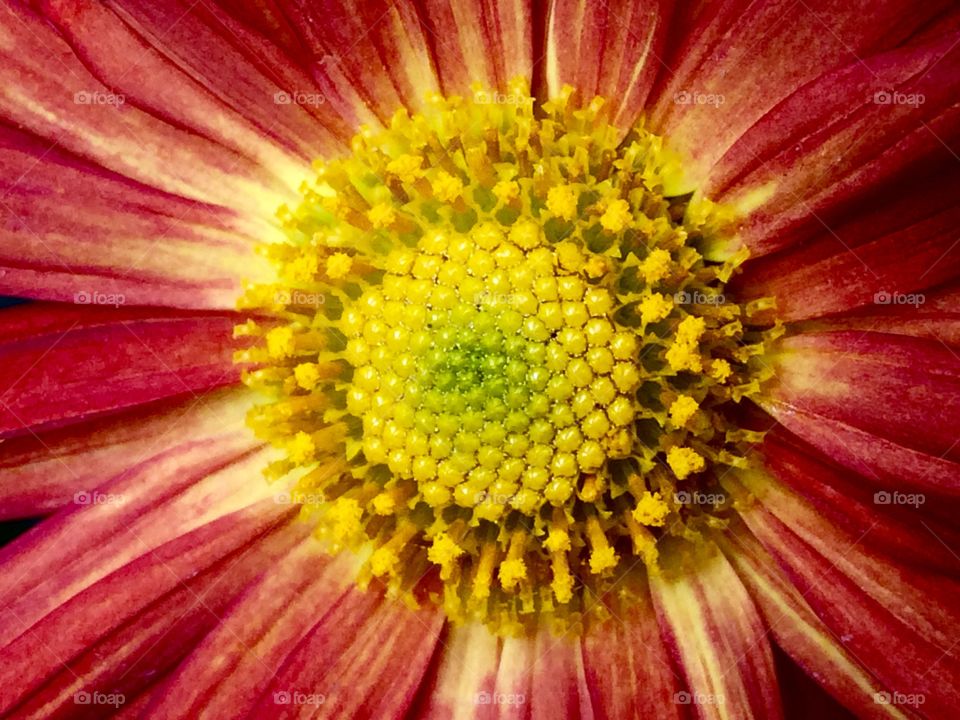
xmin=0 ymin=1 xmax=957 ymax=718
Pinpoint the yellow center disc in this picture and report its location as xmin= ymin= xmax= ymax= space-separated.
xmin=236 ymin=79 xmax=780 ymax=634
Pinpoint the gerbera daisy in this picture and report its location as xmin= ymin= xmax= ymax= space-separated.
xmin=0 ymin=1 xmax=957 ymax=719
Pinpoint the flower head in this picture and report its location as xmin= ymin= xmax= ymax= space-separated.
xmin=0 ymin=1 xmax=958 ymax=718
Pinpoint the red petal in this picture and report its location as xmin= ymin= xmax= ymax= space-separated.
xmin=0 ymin=502 xmax=301 ymax=717
xmin=236 ymin=0 xmax=441 ymax=126
xmin=0 ymin=433 xmax=273 ymax=648
xmin=762 ymin=430 xmax=960 ymax=574
xmin=650 ymin=0 xmax=955 ymax=192
xmin=0 ymin=389 xmax=251 ymax=520
xmin=734 ymin=472 xmax=960 ymax=718
xmin=807 ymin=283 xmax=960 ymax=347
xmin=143 ymin=543 xmax=353 ymax=719
xmin=581 ymin=589 xmax=683 ymax=718
xmin=254 ymin=586 xmax=444 ymax=719
xmin=762 ymin=331 xmax=960 ymax=479
xmin=0 ymin=3 xmax=300 ymax=213
xmin=531 ymin=630 xmax=592 ymax=720
xmin=41 ymin=0 xmax=346 ymax=171
xmin=705 ymin=28 xmax=960 ymax=256
xmin=414 ymin=623 xmax=532 ymax=719
xmin=545 ymin=0 xmax=668 ymax=130
xmin=650 ymin=551 xmax=783 ymax=719
xmin=730 ymin=158 xmax=960 ymax=320
xmin=0 ymin=126 xmax=274 ymax=309
xmin=720 ymin=523 xmax=909 ymax=720
xmin=0 ymin=303 xmax=240 ymax=438
xmin=416 ymin=0 xmax=532 ymax=94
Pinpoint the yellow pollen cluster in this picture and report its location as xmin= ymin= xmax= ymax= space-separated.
xmin=237 ymin=79 xmax=781 ymax=634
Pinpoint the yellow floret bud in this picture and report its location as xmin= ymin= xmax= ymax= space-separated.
xmin=287 ymin=431 xmax=315 ymax=464
xmin=367 ymin=203 xmax=396 ymax=229
xmin=265 ymin=326 xmax=296 ymax=358
xmin=667 ymin=446 xmax=706 ymax=479
xmin=431 ymin=171 xmax=464 ymax=202
xmin=641 ymin=249 xmax=673 ymax=284
xmin=499 ymin=558 xmax=527 ymax=590
xmin=492 ymin=179 xmax=520 ymax=203
xmin=294 ymin=363 xmax=321 ymax=391
xmin=546 ymin=185 xmax=579 ymax=220
xmin=600 ymin=198 xmax=632 ymax=232
xmin=509 ymin=218 xmax=542 ymax=249
xmin=386 ymin=153 xmax=423 ymax=183
xmin=639 ymin=292 xmax=674 ymax=325
xmin=428 ymin=533 xmax=465 ymax=579
xmin=710 ymin=358 xmax=733 ymax=383
xmin=669 ymin=395 xmax=699 ymax=426
xmin=632 ymin=491 xmax=670 ymax=527
xmin=325 ymin=252 xmax=353 ymax=279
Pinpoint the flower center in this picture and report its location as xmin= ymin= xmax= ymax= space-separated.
xmin=237 ymin=80 xmax=779 ymax=634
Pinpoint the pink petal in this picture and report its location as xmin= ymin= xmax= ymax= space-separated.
xmin=0 ymin=425 xmax=273 ymax=647
xmin=761 ymin=430 xmax=960 ymax=575
xmin=730 ymin=158 xmax=960 ymax=320
xmin=649 ymin=0 xmax=955 ymax=192
xmin=0 ymin=303 xmax=240 ymax=438
xmin=762 ymin=331 xmax=960 ymax=488
xmin=734 ymin=472 xmax=960 ymax=718
xmin=650 ymin=551 xmax=783 ymax=719
xmin=0 ymin=3 xmax=300 ymax=214
xmin=581 ymin=590 xmax=683 ymax=718
xmin=705 ymin=27 xmax=960 ymax=257
xmin=253 ymin=586 xmax=444 ymax=719
xmin=416 ymin=0 xmax=533 ymax=94
xmin=0 ymin=125 xmax=273 ymax=309
xmin=415 ymin=623 xmax=528 ymax=719
xmin=0 ymin=388 xmax=252 ymax=520
xmin=0 ymin=501 xmax=302 ymax=717
xmin=531 ymin=629 xmax=593 ymax=720
xmin=809 ymin=283 xmax=960 ymax=346
xmin=220 ymin=0 xmax=441 ymax=126
xmin=721 ymin=523 xmax=910 ymax=720
xmin=41 ymin=0 xmax=346 ymax=174
xmin=544 ymin=0 xmax=668 ymax=130
xmin=143 ymin=541 xmax=352 ymax=719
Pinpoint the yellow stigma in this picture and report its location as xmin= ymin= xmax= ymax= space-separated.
xmin=237 ymin=79 xmax=781 ymax=635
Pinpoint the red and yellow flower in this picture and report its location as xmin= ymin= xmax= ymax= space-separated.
xmin=0 ymin=1 xmax=957 ymax=718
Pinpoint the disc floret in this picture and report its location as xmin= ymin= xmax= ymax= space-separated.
xmin=237 ymin=79 xmax=779 ymax=633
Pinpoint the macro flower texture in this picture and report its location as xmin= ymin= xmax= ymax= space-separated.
xmin=0 ymin=0 xmax=958 ymax=718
